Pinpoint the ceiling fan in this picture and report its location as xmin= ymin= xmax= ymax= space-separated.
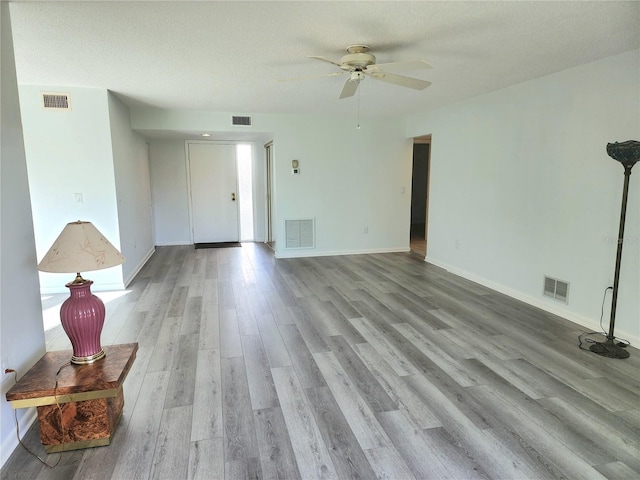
xmin=305 ymin=45 xmax=432 ymax=99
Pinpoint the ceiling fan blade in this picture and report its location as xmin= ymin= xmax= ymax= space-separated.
xmin=366 ymin=60 xmax=433 ymax=73
xmin=279 ymin=71 xmax=345 ymax=82
xmin=367 ymin=71 xmax=431 ymax=90
xmin=307 ymin=56 xmax=343 ymax=68
xmin=339 ymin=78 xmax=359 ymax=99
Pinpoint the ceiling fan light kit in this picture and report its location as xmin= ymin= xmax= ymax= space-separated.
xmin=307 ymin=44 xmax=432 ymax=99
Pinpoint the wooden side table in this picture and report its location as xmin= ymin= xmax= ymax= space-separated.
xmin=5 ymin=343 xmax=138 ymax=453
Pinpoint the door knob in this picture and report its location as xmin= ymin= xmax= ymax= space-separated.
xmin=231 ymin=193 xmax=236 ymax=201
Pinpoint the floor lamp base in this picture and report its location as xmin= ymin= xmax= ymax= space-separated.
xmin=589 ymin=338 xmax=630 ymax=359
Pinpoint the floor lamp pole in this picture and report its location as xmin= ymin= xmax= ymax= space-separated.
xmin=590 ymin=141 xmax=639 ymax=359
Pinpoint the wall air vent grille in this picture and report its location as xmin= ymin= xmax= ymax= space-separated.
xmin=285 ymin=218 xmax=315 ymax=249
xmin=232 ymin=115 xmax=252 ymax=126
xmin=543 ymin=276 xmax=569 ymax=303
xmin=41 ymin=92 xmax=71 ymax=110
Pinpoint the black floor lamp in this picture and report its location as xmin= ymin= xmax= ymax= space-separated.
xmin=590 ymin=140 xmax=639 ymax=359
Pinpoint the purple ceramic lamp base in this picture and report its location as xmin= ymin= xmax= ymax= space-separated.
xmin=60 ymin=279 xmax=106 ymax=365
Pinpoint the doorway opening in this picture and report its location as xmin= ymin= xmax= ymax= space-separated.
xmin=237 ymin=144 xmax=254 ymax=241
xmin=411 ymin=135 xmax=431 ymax=258
xmin=187 ymin=141 xmax=258 ymax=244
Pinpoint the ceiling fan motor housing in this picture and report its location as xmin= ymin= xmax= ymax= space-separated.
xmin=341 ymin=46 xmax=375 ymax=70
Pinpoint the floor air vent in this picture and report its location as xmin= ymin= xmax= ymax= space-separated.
xmin=285 ymin=219 xmax=315 ymax=249
xmin=41 ymin=92 xmax=71 ymax=110
xmin=232 ymin=115 xmax=252 ymax=126
xmin=543 ymin=276 xmax=569 ymax=303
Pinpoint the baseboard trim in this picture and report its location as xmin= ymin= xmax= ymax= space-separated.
xmin=155 ymin=241 xmax=192 ymax=246
xmin=274 ymin=246 xmax=410 ymax=259
xmin=123 ymin=246 xmax=155 ymax=287
xmin=425 ymin=256 xmax=639 ymax=347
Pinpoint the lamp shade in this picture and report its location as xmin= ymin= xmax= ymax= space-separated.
xmin=607 ymin=140 xmax=640 ymax=169
xmin=37 ymin=221 xmax=125 ymax=274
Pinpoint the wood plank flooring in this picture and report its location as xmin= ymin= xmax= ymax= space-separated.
xmin=3 ymin=243 xmax=639 ymax=479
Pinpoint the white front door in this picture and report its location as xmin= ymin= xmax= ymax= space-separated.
xmin=188 ymin=143 xmax=239 ymax=243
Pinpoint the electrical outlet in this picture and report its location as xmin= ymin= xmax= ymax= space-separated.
xmin=2 ymin=357 xmax=13 ymax=385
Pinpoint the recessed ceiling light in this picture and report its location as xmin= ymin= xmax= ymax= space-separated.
xmin=201 ymin=133 xmax=211 ymax=137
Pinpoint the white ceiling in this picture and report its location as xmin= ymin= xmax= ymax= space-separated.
xmin=8 ymin=1 xmax=640 ymax=120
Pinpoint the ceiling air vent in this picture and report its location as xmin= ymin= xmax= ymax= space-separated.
xmin=232 ymin=115 xmax=252 ymax=126
xmin=543 ymin=276 xmax=569 ymax=303
xmin=41 ymin=92 xmax=71 ymax=110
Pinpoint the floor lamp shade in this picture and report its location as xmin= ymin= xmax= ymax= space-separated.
xmin=38 ymin=221 xmax=125 ymax=364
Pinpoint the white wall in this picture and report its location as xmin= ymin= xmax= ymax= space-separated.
xmin=269 ymin=115 xmax=412 ymax=258
xmin=148 ymin=139 xmax=191 ymax=245
xmin=141 ymin=113 xmax=413 ymax=256
xmin=407 ymin=49 xmax=640 ymax=343
xmin=0 ymin=3 xmax=46 ymax=466
xmin=19 ymin=85 xmax=124 ymax=292
xmin=108 ymin=92 xmax=155 ymax=283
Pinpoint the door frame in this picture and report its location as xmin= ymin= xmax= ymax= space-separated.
xmin=146 ymin=141 xmax=156 ymax=247
xmin=185 ymin=140 xmax=240 ymax=244
xmin=264 ymin=140 xmax=274 ymax=246
xmin=411 ymin=134 xmax=432 ymax=259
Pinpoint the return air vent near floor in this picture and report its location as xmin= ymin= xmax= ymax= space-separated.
xmin=543 ymin=276 xmax=569 ymax=303
xmin=41 ymin=92 xmax=71 ymax=110
xmin=232 ymin=115 xmax=252 ymax=126
xmin=285 ymin=218 xmax=315 ymax=249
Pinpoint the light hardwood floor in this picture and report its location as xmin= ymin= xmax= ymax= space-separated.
xmin=3 ymin=243 xmax=639 ymax=479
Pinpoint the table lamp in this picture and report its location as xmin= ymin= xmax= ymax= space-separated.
xmin=37 ymin=221 xmax=125 ymax=364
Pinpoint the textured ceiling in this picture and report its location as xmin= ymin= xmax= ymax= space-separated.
xmin=8 ymin=1 xmax=640 ymax=119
